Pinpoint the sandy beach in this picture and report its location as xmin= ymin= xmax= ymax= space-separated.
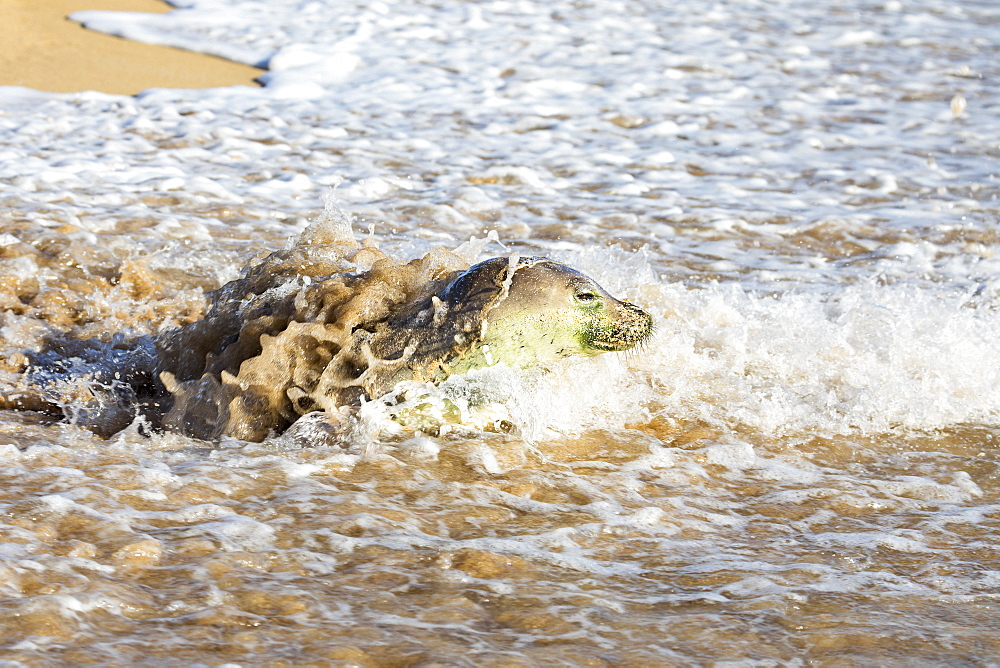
xmin=0 ymin=0 xmax=262 ymax=95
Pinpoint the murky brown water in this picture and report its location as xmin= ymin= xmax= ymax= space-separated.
xmin=1 ymin=140 xmax=999 ymax=662
xmin=0 ymin=215 xmax=998 ymax=664
xmin=0 ymin=412 xmax=996 ymax=665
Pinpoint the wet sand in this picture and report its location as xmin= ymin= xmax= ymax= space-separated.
xmin=0 ymin=0 xmax=263 ymax=95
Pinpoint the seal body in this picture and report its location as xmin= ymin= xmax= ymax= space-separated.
xmin=159 ymin=254 xmax=653 ymax=441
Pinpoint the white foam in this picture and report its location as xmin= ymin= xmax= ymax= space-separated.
xmin=630 ymin=279 xmax=1000 ymax=436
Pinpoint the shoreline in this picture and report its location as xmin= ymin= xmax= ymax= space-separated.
xmin=0 ymin=0 xmax=263 ymax=96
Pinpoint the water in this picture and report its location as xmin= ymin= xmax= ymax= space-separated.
xmin=1 ymin=0 xmax=999 ymax=664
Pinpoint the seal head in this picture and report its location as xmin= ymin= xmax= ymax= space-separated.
xmin=459 ymin=257 xmax=652 ymax=365
xmin=376 ymin=257 xmax=654 ymax=380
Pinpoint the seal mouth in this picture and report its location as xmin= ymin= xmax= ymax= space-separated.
xmin=588 ymin=339 xmax=636 ymax=352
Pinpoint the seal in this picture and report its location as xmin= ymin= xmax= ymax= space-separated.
xmin=158 ymin=252 xmax=653 ymax=441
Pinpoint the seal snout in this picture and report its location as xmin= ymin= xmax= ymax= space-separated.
xmin=584 ymin=298 xmax=654 ymax=352
xmin=617 ymin=300 xmax=655 ymax=346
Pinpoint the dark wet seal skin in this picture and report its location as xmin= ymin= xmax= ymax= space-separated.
xmin=7 ymin=230 xmax=653 ymax=442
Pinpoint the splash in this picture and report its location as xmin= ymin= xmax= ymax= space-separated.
xmin=155 ymin=204 xmax=472 ymax=441
xmin=3 ymin=201 xmax=652 ymax=443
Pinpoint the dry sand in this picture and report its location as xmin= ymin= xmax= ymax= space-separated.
xmin=0 ymin=0 xmax=263 ymax=95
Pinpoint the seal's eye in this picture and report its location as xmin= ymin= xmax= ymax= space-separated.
xmin=574 ymin=290 xmax=598 ymax=303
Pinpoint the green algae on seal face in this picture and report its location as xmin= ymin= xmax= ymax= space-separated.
xmin=387 ymin=256 xmax=655 ymax=378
